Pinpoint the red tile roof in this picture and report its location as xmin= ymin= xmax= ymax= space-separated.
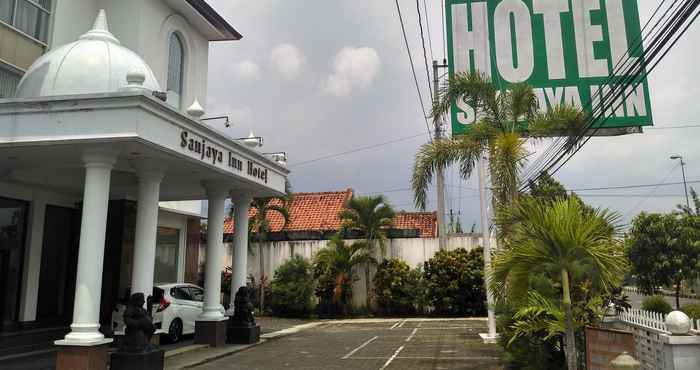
xmin=223 ymin=189 xmax=437 ymax=238
xmin=394 ymin=212 xmax=438 ymax=238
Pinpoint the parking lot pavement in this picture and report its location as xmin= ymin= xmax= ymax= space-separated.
xmin=194 ymin=319 xmax=503 ymax=370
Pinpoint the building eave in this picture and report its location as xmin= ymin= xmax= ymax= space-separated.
xmin=181 ymin=0 xmax=242 ymax=41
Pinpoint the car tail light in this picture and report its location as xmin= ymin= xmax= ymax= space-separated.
xmin=156 ymin=297 xmax=170 ymax=312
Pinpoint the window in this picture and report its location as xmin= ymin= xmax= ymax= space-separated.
xmin=170 ymin=287 xmax=191 ymax=300
xmin=187 ymin=287 xmax=204 ymax=302
xmin=0 ymin=64 xmax=22 ymax=98
xmin=154 ymin=227 xmax=180 ymax=284
xmin=0 ymin=0 xmax=52 ymax=43
xmin=166 ymin=33 xmax=184 ymax=110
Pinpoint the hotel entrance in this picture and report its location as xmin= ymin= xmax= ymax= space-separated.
xmin=0 ymin=197 xmax=28 ymax=331
xmin=36 ymin=206 xmax=80 ymax=326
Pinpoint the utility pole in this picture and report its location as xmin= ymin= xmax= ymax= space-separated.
xmin=433 ymin=60 xmax=448 ymax=250
xmin=671 ymin=155 xmax=691 ymax=209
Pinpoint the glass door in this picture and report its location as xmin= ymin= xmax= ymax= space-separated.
xmin=0 ymin=197 xmax=28 ymax=331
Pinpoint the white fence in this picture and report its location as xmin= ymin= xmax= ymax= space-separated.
xmin=618 ymin=308 xmax=700 ymax=370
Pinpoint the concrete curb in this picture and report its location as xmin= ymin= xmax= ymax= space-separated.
xmin=164 ymin=344 xmax=209 ymax=359
xmin=164 ymin=322 xmax=324 ymax=369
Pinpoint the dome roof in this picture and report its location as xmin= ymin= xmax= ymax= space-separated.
xmin=16 ymin=10 xmax=161 ymax=98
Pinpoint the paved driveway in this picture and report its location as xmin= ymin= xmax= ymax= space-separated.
xmin=194 ymin=319 xmax=503 ymax=370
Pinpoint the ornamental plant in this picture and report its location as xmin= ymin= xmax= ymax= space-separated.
xmin=373 ymin=259 xmax=426 ymax=316
xmin=268 ymin=255 xmax=315 ymax=318
xmin=424 ymin=247 xmax=486 ymax=317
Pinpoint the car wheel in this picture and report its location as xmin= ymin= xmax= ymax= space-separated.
xmin=167 ymin=318 xmax=183 ymax=343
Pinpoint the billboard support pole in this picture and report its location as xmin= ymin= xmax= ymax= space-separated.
xmin=478 ymin=155 xmax=498 ymax=343
xmin=433 ymin=60 xmax=448 ymax=250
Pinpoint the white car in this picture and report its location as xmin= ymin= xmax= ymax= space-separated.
xmin=112 ymin=283 xmax=208 ymax=343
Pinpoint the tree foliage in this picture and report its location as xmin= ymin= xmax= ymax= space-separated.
xmin=626 ymin=211 xmax=700 ymax=308
xmin=491 ymin=197 xmax=625 ymax=369
xmin=339 ymin=195 xmax=395 ymax=309
xmin=269 ymin=255 xmax=315 ymax=318
xmin=424 ymin=247 xmax=486 ymax=316
xmin=312 ymin=234 xmax=374 ymax=317
xmin=373 ymin=259 xmax=427 ymax=316
xmin=412 ymin=71 xmax=588 ymax=210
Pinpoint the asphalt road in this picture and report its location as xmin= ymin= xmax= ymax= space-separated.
xmin=194 ymin=319 xmax=503 ymax=370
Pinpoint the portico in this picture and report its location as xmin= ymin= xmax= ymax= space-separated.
xmin=0 ymin=10 xmax=287 ymax=369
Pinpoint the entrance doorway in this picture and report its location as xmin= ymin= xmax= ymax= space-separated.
xmin=36 ymin=205 xmax=80 ymax=325
xmin=0 ymin=197 xmax=28 ymax=331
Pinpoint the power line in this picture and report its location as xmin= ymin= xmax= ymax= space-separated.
xmin=440 ymin=0 xmax=447 ymax=59
xmin=568 ymin=179 xmax=700 ymax=192
xmin=416 ymin=0 xmax=434 ymax=100
xmin=394 ymin=0 xmax=432 ymax=138
xmin=288 ymin=132 xmax=426 ymax=168
xmin=625 ymin=162 xmax=681 ymax=217
xmin=646 ymin=124 xmax=700 ymax=129
xmin=521 ymin=0 xmax=681 ymax=183
xmin=421 ymin=0 xmax=434 ymax=61
xmin=521 ymin=0 xmax=699 ymax=189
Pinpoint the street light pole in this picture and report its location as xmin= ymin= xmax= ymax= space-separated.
xmin=671 ymin=155 xmax=690 ymax=210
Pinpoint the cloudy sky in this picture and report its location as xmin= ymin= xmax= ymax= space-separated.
xmin=205 ymin=1 xmax=699 ymax=230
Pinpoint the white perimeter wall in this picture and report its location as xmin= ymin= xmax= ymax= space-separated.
xmin=205 ymin=235 xmax=495 ymax=309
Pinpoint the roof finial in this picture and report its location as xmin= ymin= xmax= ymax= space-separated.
xmin=79 ymin=9 xmax=120 ymax=44
xmin=187 ymin=99 xmax=205 ymax=118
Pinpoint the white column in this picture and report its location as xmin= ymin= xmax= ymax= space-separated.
xmin=130 ymin=160 xmax=166 ymax=303
xmin=228 ymin=193 xmax=252 ymax=312
xmin=198 ymin=181 xmax=229 ymax=321
xmin=60 ymin=149 xmax=118 ymax=345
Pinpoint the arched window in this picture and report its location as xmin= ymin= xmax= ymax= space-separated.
xmin=167 ymin=33 xmax=184 ymax=110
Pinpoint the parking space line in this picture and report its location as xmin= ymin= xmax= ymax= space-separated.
xmin=378 ymin=345 xmax=404 ymax=370
xmin=397 ymin=319 xmax=407 ymax=328
xmin=342 ymin=336 xmax=378 ymax=359
xmin=405 ymin=328 xmax=418 ymax=342
xmin=389 ymin=321 xmax=401 ymax=330
xmin=349 ymin=356 xmax=501 ymax=361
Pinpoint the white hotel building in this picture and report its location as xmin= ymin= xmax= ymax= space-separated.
xmin=0 ymin=0 xmax=288 ymax=365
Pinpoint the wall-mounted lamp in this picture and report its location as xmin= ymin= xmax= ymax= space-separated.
xmin=236 ymin=131 xmax=263 ymax=149
xmin=264 ymin=152 xmax=287 ymax=166
xmin=201 ymin=115 xmax=231 ymax=127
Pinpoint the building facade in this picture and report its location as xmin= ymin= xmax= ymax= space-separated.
xmin=0 ymin=1 xmax=283 ymax=365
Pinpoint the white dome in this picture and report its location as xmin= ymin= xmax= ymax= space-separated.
xmin=16 ymin=10 xmax=161 ymax=98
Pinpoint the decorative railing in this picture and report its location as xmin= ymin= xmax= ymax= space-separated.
xmin=618 ymin=308 xmax=700 ymax=370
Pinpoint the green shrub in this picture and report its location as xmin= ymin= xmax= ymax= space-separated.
xmin=641 ymin=295 xmax=673 ymax=315
xmin=681 ymin=303 xmax=700 ymax=320
xmin=497 ymin=304 xmax=565 ymax=370
xmin=269 ymin=255 xmax=315 ymax=317
xmin=373 ymin=259 xmax=426 ymax=316
xmin=424 ymin=247 xmax=486 ymax=316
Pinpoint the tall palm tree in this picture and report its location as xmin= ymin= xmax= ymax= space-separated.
xmin=339 ymin=195 xmax=395 ymax=310
xmin=490 ymin=197 xmax=626 ymax=370
xmin=412 ymin=71 xmax=587 ymax=210
xmin=313 ymin=234 xmax=375 ymax=314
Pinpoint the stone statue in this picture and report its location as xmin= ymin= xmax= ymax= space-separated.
xmin=120 ymin=293 xmax=156 ymax=353
xmin=231 ymin=286 xmax=255 ymax=327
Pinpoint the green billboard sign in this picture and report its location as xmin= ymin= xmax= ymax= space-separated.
xmin=446 ymin=0 xmax=653 ymax=136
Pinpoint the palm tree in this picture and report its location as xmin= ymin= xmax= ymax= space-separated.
xmin=228 ymin=181 xmax=293 ymax=312
xmin=338 ymin=195 xmax=395 ymax=310
xmin=412 ymin=71 xmax=587 ymax=210
xmin=313 ymin=234 xmax=375 ymax=315
xmin=248 ymin=197 xmax=290 ymax=312
xmin=490 ymin=197 xmax=626 ymax=370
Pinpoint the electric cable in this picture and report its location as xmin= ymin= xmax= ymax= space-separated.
xmin=394 ymin=0 xmax=433 ymax=139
